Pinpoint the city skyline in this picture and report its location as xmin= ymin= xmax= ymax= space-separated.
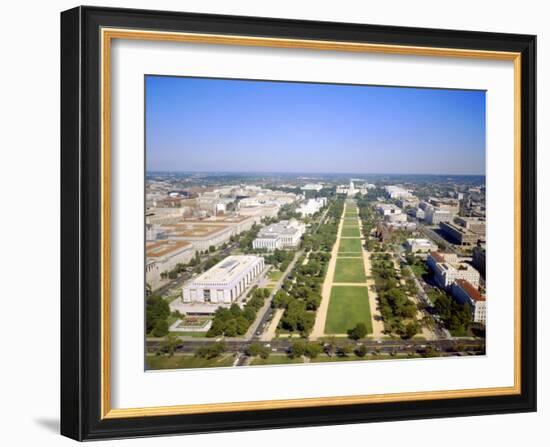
xmin=146 ymin=76 xmax=486 ymax=175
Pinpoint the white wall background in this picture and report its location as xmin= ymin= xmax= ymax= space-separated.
xmin=0 ymin=0 xmax=546 ymax=445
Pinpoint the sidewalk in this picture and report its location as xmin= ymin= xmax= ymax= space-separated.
xmin=310 ymin=202 xmax=346 ymax=340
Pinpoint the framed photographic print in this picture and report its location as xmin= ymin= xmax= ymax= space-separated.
xmin=60 ymin=6 xmax=537 ymax=441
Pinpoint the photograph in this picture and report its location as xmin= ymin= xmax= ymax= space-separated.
xmin=144 ymin=76 xmax=487 ymax=370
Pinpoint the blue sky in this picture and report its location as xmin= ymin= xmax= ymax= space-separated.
xmin=145 ymin=76 xmax=485 ymax=175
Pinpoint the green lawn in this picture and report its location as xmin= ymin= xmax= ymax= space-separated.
xmin=268 ymin=269 xmax=284 ymax=281
xmin=337 ymin=253 xmax=363 ymax=258
xmin=145 ymin=354 xmax=235 ymax=370
xmin=250 ymin=355 xmax=304 ymax=365
xmin=338 ymin=238 xmax=363 ymax=253
xmin=410 ymin=264 xmax=428 ymax=277
xmin=325 ymin=286 xmax=373 ymax=334
xmin=167 ymin=331 xmax=208 ymax=338
xmin=310 ymin=355 xmax=368 ymax=363
xmin=341 ymin=227 xmax=361 ymax=237
xmin=334 ymin=258 xmax=366 ymax=283
xmin=342 ymin=219 xmax=359 ymax=225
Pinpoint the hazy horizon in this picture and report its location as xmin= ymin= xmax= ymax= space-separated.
xmin=146 ymin=169 xmax=485 ymax=177
xmin=146 ymin=76 xmax=486 ymax=175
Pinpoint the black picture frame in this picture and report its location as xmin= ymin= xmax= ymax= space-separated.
xmin=61 ymin=5 xmax=536 ymax=441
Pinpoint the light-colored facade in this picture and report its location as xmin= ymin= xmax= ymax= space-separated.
xmin=377 ymin=203 xmax=402 ymax=216
xmin=427 ymin=252 xmax=480 ymax=289
xmin=385 ymin=212 xmax=407 ymax=223
xmin=301 ymin=183 xmax=323 ymax=192
xmin=410 ymin=207 xmax=425 ymax=220
xmin=397 ymin=197 xmax=420 ymax=208
xmin=238 ymin=204 xmax=280 ymax=221
xmin=424 ymin=208 xmax=453 ymax=225
xmin=252 ymin=219 xmax=305 ymax=251
xmin=296 ymin=198 xmax=327 ymax=217
xmin=455 ymin=216 xmax=486 ymax=235
xmin=406 ymin=238 xmax=437 ymax=253
xmin=182 ymin=255 xmax=265 ymax=304
xmin=161 ymin=222 xmax=233 ymax=251
xmin=440 ymin=221 xmax=480 ymax=246
xmin=385 ymin=221 xmax=417 ymax=231
xmin=452 ymin=279 xmax=487 ymax=324
xmin=146 ymin=240 xmax=195 ymax=289
xmin=428 ymin=197 xmax=460 ymax=214
xmin=385 ymin=185 xmax=412 ymax=199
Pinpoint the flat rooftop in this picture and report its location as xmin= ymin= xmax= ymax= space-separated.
xmin=440 ymin=221 xmax=476 ymax=236
xmin=146 ymin=240 xmax=192 ymax=258
xmin=183 ymin=215 xmax=252 ymax=224
xmin=190 ymin=255 xmax=262 ymax=285
xmin=407 ymin=238 xmax=434 ymax=245
xmin=161 ymin=223 xmax=229 ymax=239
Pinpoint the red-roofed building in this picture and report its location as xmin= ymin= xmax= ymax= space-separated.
xmin=452 ymin=279 xmax=487 ymax=324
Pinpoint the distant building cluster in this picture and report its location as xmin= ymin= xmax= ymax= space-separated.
xmin=336 ymin=180 xmax=374 ymax=195
xmin=300 ymin=183 xmax=323 ymax=192
xmin=375 ymin=201 xmax=417 ymax=233
xmin=145 ymin=180 xmax=302 ymax=291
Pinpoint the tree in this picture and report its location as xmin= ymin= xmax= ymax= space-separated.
xmin=152 ymin=319 xmax=169 ymax=338
xmin=336 ymin=343 xmax=352 ymax=357
xmin=402 ymin=321 xmax=420 ymax=339
xmin=224 ymin=319 xmax=238 ymax=337
xmin=160 ymin=334 xmax=181 ymax=357
xmin=195 ymin=342 xmax=226 ymax=359
xmin=208 ymin=245 xmax=216 ymax=253
xmin=355 ymin=344 xmax=368 ymax=357
xmin=324 ymin=336 xmax=337 ymax=357
xmin=347 ymin=322 xmax=368 ymax=340
xmin=245 ymin=342 xmax=270 ymax=359
xmin=146 ymin=295 xmax=170 ymax=333
xmin=289 ymin=340 xmax=306 ymax=358
xmin=304 ymin=342 xmax=322 ymax=359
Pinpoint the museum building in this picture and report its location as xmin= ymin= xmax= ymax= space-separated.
xmin=182 ymin=255 xmax=265 ymax=304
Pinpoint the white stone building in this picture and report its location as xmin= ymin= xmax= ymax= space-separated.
xmin=253 ymin=219 xmax=305 ymax=251
xmin=427 ymin=252 xmax=480 ymax=289
xmin=301 ymin=183 xmax=323 ymax=192
xmin=452 ymin=279 xmax=487 ymax=324
xmin=385 ymin=185 xmax=412 ymax=199
xmin=376 ymin=203 xmax=402 ymax=216
xmin=406 ymin=238 xmax=437 ymax=253
xmin=424 ymin=208 xmax=453 ymax=225
xmin=182 ymin=255 xmax=265 ymax=304
xmin=296 ymin=198 xmax=326 ymax=217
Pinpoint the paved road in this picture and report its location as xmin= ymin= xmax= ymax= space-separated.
xmin=249 ymin=250 xmax=304 ymax=340
xmin=310 ymin=202 xmax=346 ymax=339
xmin=147 ymin=337 xmax=485 ymax=356
xmin=248 ymin=203 xmax=333 ymax=341
xmin=398 ymin=254 xmax=451 ymax=339
xmin=416 ymin=222 xmax=461 ymax=255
